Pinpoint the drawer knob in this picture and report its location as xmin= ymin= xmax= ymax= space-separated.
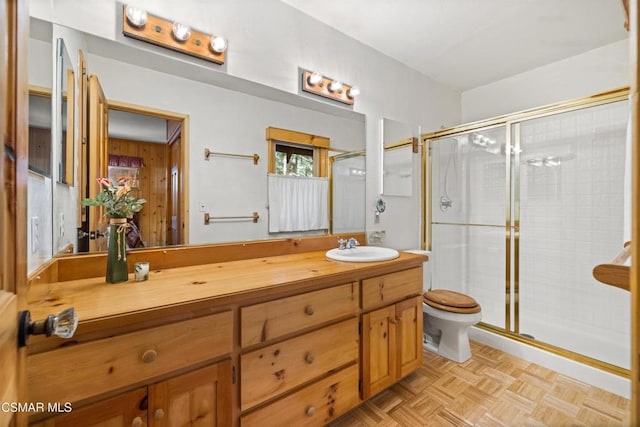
xmin=305 ymin=305 xmax=314 ymax=316
xmin=305 ymin=352 xmax=315 ymax=364
xmin=131 ymin=416 xmax=143 ymax=427
xmin=154 ymin=408 xmax=165 ymax=419
xmin=141 ymin=349 xmax=158 ymax=363
xmin=305 ymin=406 xmax=316 ymax=417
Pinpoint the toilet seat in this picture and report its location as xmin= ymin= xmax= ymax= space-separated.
xmin=423 ymin=289 xmax=481 ymax=314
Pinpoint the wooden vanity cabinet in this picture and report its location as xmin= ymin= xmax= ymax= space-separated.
xmin=28 ymin=311 xmax=233 ymax=426
xmin=360 ymin=269 xmax=423 ymax=399
xmin=239 ymin=282 xmax=361 ymax=426
xmin=31 ymin=361 xmax=232 ymax=427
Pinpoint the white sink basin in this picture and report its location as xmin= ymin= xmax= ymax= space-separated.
xmin=326 ymin=246 xmax=400 ymax=262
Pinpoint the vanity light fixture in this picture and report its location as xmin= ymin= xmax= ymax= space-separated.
xmin=301 ymin=69 xmax=358 ymax=105
xmin=125 ymin=6 xmax=148 ymax=28
xmin=122 ymin=5 xmax=227 ymax=65
xmin=171 ymin=22 xmax=192 ymax=42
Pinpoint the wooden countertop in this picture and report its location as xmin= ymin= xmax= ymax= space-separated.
xmin=27 ymin=250 xmax=425 ymax=326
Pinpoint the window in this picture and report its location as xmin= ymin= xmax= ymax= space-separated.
xmin=266 ymin=127 xmax=329 ymax=177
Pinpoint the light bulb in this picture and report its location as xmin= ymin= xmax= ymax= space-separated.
xmin=125 ymin=6 xmax=148 ymax=28
xmin=307 ymin=72 xmax=322 ymax=86
xmin=347 ymin=86 xmax=360 ymax=99
xmin=328 ymin=80 xmax=343 ymax=93
xmin=210 ymin=35 xmax=227 ymax=53
xmin=172 ymin=22 xmax=191 ymax=42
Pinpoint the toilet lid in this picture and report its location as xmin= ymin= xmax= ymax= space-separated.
xmin=423 ymin=289 xmax=481 ymax=314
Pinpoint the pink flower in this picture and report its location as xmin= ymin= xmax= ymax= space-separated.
xmin=97 ymin=177 xmax=112 ymax=188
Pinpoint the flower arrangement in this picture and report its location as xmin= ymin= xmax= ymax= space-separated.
xmin=82 ymin=177 xmax=147 ymax=218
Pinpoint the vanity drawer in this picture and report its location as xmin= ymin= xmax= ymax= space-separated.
xmin=28 ymin=311 xmax=233 ymax=405
xmin=361 ymin=267 xmax=422 ymax=311
xmin=241 ymin=282 xmax=358 ymax=347
xmin=241 ymin=318 xmax=358 ymax=411
xmin=241 ymin=363 xmax=360 ymax=427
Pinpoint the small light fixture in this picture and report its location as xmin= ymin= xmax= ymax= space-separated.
xmin=347 ymin=86 xmax=360 ymax=99
xmin=328 ymin=80 xmax=343 ymax=93
xmin=125 ymin=6 xmax=148 ymax=28
xmin=301 ymin=69 xmax=356 ymax=105
xmin=307 ymin=72 xmax=323 ymax=86
xmin=123 ymin=6 xmax=226 ymax=65
xmin=210 ymin=35 xmax=227 ymax=53
xmin=172 ymin=22 xmax=191 ymax=42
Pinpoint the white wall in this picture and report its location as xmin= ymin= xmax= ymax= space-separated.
xmin=461 ymin=39 xmax=629 ymax=123
xmin=29 ymin=0 xmax=461 ymax=253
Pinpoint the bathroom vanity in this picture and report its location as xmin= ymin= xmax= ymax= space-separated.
xmin=26 ymin=238 xmax=425 ymax=426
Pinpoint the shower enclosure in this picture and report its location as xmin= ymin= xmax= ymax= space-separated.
xmin=426 ymin=89 xmax=631 ymax=374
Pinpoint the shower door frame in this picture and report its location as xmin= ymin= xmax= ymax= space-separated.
xmin=422 ymin=87 xmax=630 ymax=378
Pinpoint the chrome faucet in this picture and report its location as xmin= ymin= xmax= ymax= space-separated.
xmin=338 ymin=237 xmax=360 ymax=250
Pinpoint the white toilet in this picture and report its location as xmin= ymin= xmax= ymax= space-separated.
xmin=408 ymin=250 xmax=482 ymax=363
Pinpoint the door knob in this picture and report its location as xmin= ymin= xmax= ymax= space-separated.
xmin=18 ymin=307 xmax=78 ymax=347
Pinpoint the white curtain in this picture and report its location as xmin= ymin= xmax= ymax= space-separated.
xmin=267 ymin=174 xmax=329 ymax=232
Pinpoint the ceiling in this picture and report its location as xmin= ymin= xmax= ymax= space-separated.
xmin=280 ymin=0 xmax=629 ymax=92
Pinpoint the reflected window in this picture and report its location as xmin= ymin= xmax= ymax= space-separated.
xmin=274 ymin=143 xmax=314 ymax=177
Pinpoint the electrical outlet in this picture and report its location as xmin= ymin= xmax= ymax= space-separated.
xmin=31 ymin=216 xmax=39 ymax=253
xmin=59 ymin=212 xmax=65 ymax=238
xmin=199 ymin=201 xmax=206 ymax=212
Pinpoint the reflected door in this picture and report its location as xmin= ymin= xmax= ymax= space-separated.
xmin=85 ymin=74 xmax=109 ymax=252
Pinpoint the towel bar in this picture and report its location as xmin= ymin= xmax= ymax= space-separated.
xmin=593 ymin=241 xmax=631 ymax=291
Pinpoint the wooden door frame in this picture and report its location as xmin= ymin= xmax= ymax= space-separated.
xmin=629 ymin=0 xmax=639 ymax=422
xmin=1 ymin=0 xmax=29 ymax=426
xmin=107 ymin=100 xmax=189 ymax=245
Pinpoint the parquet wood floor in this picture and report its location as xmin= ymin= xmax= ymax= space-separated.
xmin=329 ymin=341 xmax=630 ymax=427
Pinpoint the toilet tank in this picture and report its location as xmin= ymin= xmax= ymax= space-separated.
xmin=405 ymin=250 xmax=431 ymax=293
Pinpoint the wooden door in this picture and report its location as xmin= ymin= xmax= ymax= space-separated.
xmin=167 ymin=137 xmax=181 ymax=245
xmin=396 ymin=296 xmax=423 ymax=378
xmin=149 ymin=360 xmax=233 ymax=427
xmin=361 ymin=305 xmax=397 ymax=399
xmin=0 ymin=0 xmax=28 ymax=426
xmin=30 ymin=388 xmax=148 ymax=427
xmin=87 ymin=74 xmax=109 ymax=252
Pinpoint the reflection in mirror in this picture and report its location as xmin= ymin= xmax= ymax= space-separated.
xmin=28 ymin=89 xmax=52 ymax=177
xmin=331 ymin=151 xmax=366 ymax=234
xmin=27 ymin=19 xmax=54 ymax=274
xmin=382 ymin=118 xmax=413 ymax=197
xmin=56 ymin=38 xmax=74 ymax=185
xmin=35 ymin=21 xmax=365 ymax=260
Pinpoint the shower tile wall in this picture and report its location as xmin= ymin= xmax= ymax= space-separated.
xmin=518 ymin=100 xmax=630 ymax=369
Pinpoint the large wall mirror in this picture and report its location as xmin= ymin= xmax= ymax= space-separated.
xmin=382 ymin=118 xmax=414 ymax=197
xmin=28 ymin=17 xmax=366 ymax=268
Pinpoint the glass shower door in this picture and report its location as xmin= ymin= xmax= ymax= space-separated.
xmin=430 ymin=125 xmax=507 ymax=329
xmin=516 ymin=100 xmax=630 ymax=369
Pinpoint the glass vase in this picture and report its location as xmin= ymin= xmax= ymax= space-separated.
xmin=106 ymin=218 xmax=129 ymax=284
